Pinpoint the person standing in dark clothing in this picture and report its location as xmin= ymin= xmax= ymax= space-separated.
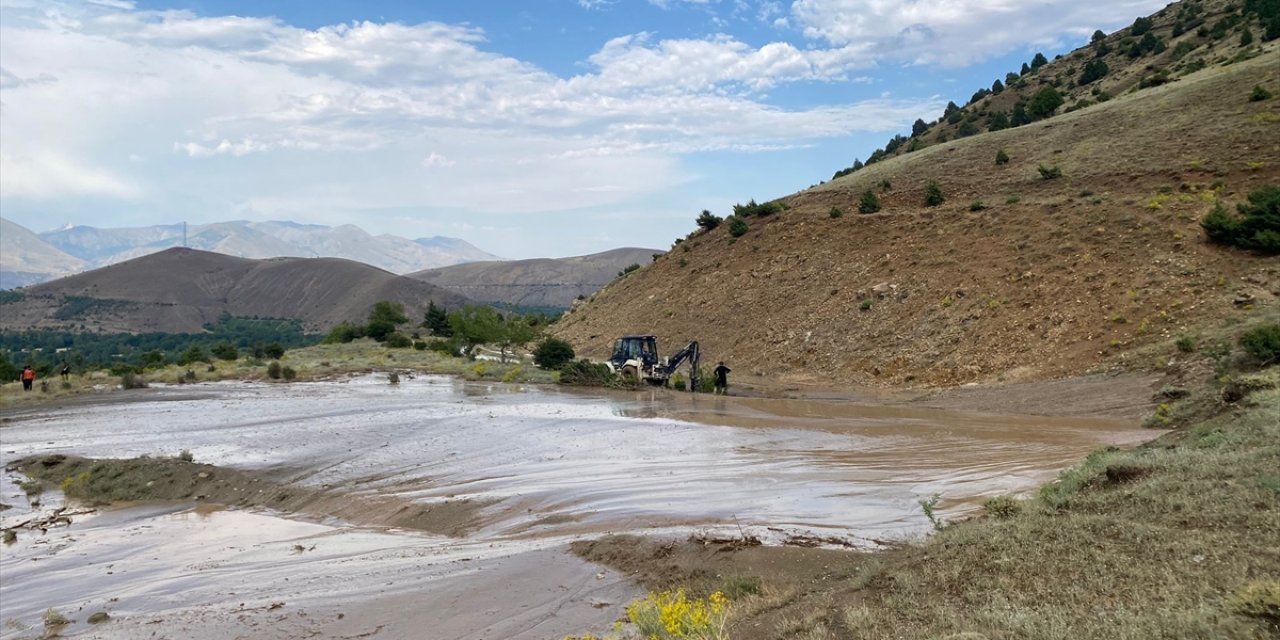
xmin=61 ymin=363 xmax=71 ymax=381
xmin=713 ymin=361 xmax=731 ymax=395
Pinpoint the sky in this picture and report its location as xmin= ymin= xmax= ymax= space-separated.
xmin=0 ymin=0 xmax=1168 ymax=259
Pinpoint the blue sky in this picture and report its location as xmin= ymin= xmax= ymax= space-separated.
xmin=0 ymin=0 xmax=1167 ymax=259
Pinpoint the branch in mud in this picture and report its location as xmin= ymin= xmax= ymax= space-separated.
xmin=1 ymin=506 xmax=97 ymax=534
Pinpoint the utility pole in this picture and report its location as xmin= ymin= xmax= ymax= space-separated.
xmin=183 ymin=222 xmax=188 ymax=247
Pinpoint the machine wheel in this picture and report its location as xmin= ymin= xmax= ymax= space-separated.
xmin=620 ymin=364 xmax=639 ymax=380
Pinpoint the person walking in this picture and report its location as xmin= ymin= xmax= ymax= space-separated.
xmin=20 ymin=365 xmax=35 ymax=392
xmin=713 ymin=361 xmax=731 ymax=395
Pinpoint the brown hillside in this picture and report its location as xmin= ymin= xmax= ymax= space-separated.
xmin=0 ymin=248 xmax=474 ymax=334
xmin=409 ymin=247 xmax=662 ymax=309
xmin=552 ymin=51 xmax=1280 ymax=388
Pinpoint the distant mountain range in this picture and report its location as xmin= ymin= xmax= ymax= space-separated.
xmin=0 ymin=248 xmax=474 ymax=334
xmin=0 ymin=218 xmax=501 ymax=289
xmin=409 ymin=247 xmax=662 ymax=310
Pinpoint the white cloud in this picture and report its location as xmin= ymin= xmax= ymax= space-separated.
xmin=789 ymin=0 xmax=1169 ymax=66
xmin=0 ymin=0 xmax=943 ymax=254
xmin=421 ymin=152 xmax=455 ymax=168
xmin=579 ymin=32 xmax=873 ymax=92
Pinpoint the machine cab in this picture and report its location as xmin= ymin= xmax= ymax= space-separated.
xmin=610 ymin=335 xmax=659 ymax=369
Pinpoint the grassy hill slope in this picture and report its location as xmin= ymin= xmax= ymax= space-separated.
xmin=552 ymin=51 xmax=1280 ymax=388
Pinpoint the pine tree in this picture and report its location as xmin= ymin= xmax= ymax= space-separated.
xmin=425 ymin=301 xmax=452 ymax=337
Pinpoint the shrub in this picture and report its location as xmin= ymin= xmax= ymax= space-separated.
xmin=918 ymin=493 xmax=945 ymax=530
xmin=558 ymin=359 xmax=618 ymax=387
xmin=695 ymin=209 xmax=723 ymax=231
xmin=617 ymin=263 xmax=641 ymax=277
xmin=969 ymin=201 xmax=988 ymax=212
xmin=728 ymin=216 xmax=749 ymax=238
xmin=858 ymin=190 xmax=881 ymax=214
xmin=121 ymin=372 xmax=148 ymax=389
xmin=426 ymin=339 xmax=457 ymax=356
xmin=860 ymin=299 xmax=873 ymax=311
xmin=957 ymin=121 xmax=980 ymax=137
xmin=387 ymin=371 xmax=400 ymax=384
xmin=989 ymin=111 xmax=1010 ymax=131
xmin=1240 ymin=324 xmax=1280 ymax=365
xmin=626 ymin=589 xmax=729 ymax=640
xmin=501 ymin=366 xmax=524 ymax=383
xmin=267 ymin=361 xmax=282 ymax=380
xmin=532 ymin=337 xmax=576 ymax=370
xmin=1079 ymin=59 xmax=1109 ymax=84
xmin=1037 ymin=164 xmax=1063 ymax=179
xmin=1252 ymin=85 xmax=1274 ymax=101
xmin=324 ymin=322 xmax=363 ymax=344
xmin=983 ymin=495 xmax=1023 ymax=519
xmin=828 ymin=206 xmax=844 ymax=218
xmin=732 ymin=199 xmax=783 ymax=217
xmin=923 ymin=182 xmax=945 ymax=207
xmin=671 ymin=372 xmax=687 ymax=390
xmin=179 ymin=345 xmax=207 ymax=366
xmin=472 ymin=362 xmax=489 ymax=378
xmin=1027 ymin=87 xmax=1064 ymax=119
xmin=177 ymin=449 xmax=194 ymax=462
xmin=366 ymin=301 xmax=409 ymax=342
xmin=1202 ymin=186 xmax=1280 ymax=254
xmin=43 ymin=609 xmax=70 ymax=628
xmin=384 ymin=332 xmax=412 ymax=349
xmin=1176 ymin=336 xmax=1197 ymax=353
xmin=211 ymin=343 xmax=238 ymax=361
xmin=1138 ymin=70 xmax=1171 ymax=88
xmin=281 ymin=366 xmax=297 ymax=381
xmin=995 ymin=149 xmax=1010 ymax=165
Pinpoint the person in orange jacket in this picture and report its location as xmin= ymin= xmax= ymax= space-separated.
xmin=21 ymin=365 xmax=35 ymax=391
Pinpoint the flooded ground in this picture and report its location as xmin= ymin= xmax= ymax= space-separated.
xmin=0 ymin=375 xmax=1157 ymax=639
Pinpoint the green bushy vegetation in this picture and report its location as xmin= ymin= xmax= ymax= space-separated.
xmin=1079 ymin=59 xmax=1109 ymax=84
xmin=558 ymin=359 xmax=625 ymax=387
xmin=858 ymin=190 xmax=882 ymax=214
xmin=1240 ymin=323 xmax=1280 ymax=365
xmin=696 ymin=209 xmax=723 ymax=231
xmin=732 ymin=199 xmax=784 ymax=217
xmin=1037 ymin=164 xmax=1063 ymax=179
xmin=532 ymin=337 xmax=576 ymax=370
xmin=923 ymin=182 xmax=945 ymax=207
xmin=1201 ymin=186 xmax=1280 ymax=254
xmin=728 ymin=217 xmax=749 ymax=238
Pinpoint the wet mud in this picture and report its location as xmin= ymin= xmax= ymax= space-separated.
xmin=0 ymin=374 xmax=1158 ymax=638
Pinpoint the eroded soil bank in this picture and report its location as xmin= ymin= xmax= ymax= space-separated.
xmin=0 ymin=373 xmax=1162 ymax=639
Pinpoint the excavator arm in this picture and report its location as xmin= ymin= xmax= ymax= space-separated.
xmin=662 ymin=341 xmax=700 ymax=391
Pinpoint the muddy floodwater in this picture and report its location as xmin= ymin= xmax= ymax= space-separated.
xmin=0 ymin=375 xmax=1156 ymax=639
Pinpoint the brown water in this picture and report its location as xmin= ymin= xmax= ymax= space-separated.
xmin=0 ymin=375 xmax=1155 ymax=639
